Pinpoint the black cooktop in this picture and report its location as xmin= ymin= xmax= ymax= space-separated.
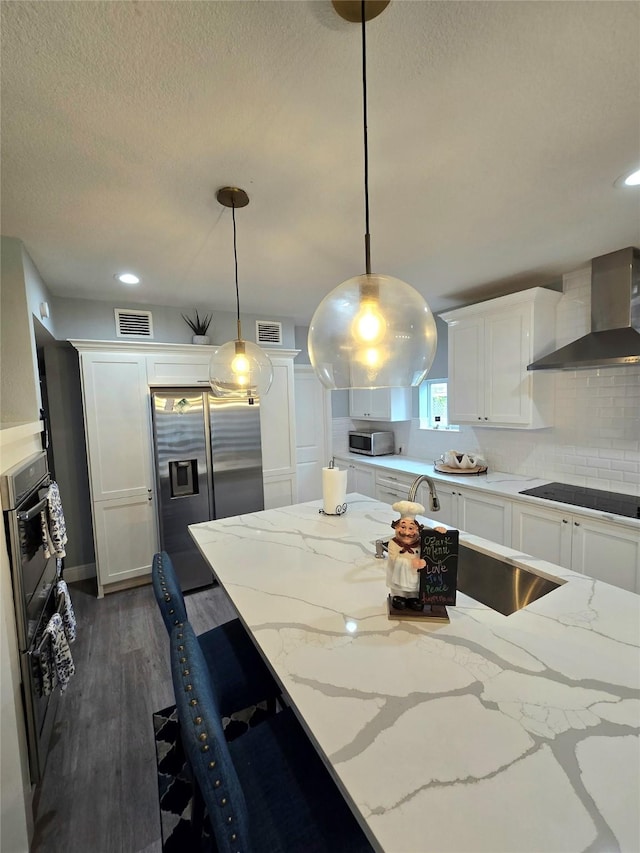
xmin=519 ymin=482 xmax=640 ymax=519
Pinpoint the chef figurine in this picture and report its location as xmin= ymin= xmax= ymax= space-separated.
xmin=387 ymin=500 xmax=447 ymax=612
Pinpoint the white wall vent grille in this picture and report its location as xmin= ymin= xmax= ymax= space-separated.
xmin=115 ymin=309 xmax=153 ymax=338
xmin=256 ymin=320 xmax=282 ymax=346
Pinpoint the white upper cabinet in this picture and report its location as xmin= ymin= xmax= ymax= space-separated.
xmin=259 ymin=353 xmax=298 ymax=508
xmin=146 ymin=351 xmax=212 ymax=385
xmin=79 ymin=352 xmax=154 ymax=501
xmin=440 ymin=288 xmax=561 ymax=429
xmin=349 ymin=387 xmax=412 ymax=421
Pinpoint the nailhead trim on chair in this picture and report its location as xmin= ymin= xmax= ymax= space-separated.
xmin=160 ymin=565 xmax=181 ymax=625
xmin=172 ymin=625 xmax=240 ymax=852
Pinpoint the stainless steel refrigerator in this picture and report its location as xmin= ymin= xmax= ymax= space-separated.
xmin=150 ymin=388 xmax=264 ymax=592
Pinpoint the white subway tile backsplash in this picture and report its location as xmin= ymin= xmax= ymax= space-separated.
xmin=607 ymin=448 xmax=627 ymax=459
xmin=615 ymin=439 xmax=640 ymax=450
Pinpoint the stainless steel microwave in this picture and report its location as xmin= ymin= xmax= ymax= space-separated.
xmin=348 ymin=430 xmax=395 ymax=456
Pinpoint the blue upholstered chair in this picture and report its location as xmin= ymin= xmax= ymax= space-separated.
xmin=170 ymin=622 xmax=374 ymax=853
xmin=152 ymin=551 xmax=280 ymax=719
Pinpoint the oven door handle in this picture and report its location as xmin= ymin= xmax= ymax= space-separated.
xmin=17 ymin=496 xmax=49 ymax=522
xmin=31 ymin=591 xmax=66 ymax=658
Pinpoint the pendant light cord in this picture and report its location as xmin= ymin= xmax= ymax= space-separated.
xmin=231 ymin=199 xmax=242 ymax=339
xmin=361 ymin=0 xmax=371 ymax=275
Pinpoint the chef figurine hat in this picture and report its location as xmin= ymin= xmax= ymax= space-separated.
xmin=392 ymin=500 xmax=425 ymax=520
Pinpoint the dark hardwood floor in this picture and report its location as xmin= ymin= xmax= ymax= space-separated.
xmin=31 ymin=577 xmax=236 ymax=853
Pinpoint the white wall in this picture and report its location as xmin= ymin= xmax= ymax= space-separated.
xmin=0 ymin=238 xmax=41 ymax=426
xmin=0 ymin=239 xmax=58 ymax=851
xmin=0 ymin=429 xmax=42 ymax=853
xmin=43 ymin=345 xmax=95 ymax=574
xmin=51 ymin=294 xmax=297 ymax=349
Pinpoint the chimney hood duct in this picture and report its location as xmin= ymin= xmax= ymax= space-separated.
xmin=527 ymin=247 xmax=640 ymax=371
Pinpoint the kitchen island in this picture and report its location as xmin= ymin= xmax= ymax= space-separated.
xmin=189 ymin=494 xmax=639 ymax=853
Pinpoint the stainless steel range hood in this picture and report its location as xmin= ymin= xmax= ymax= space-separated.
xmin=527 ymin=246 xmax=640 ymax=370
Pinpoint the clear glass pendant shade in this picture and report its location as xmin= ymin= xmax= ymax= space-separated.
xmin=209 ymin=338 xmax=273 ymax=399
xmin=308 ymin=273 xmax=437 ymax=389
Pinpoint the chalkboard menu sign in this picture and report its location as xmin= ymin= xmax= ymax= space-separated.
xmin=419 ymin=528 xmax=459 ymax=607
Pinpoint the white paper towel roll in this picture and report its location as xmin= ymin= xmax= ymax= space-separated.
xmin=322 ymin=466 xmax=347 ymax=514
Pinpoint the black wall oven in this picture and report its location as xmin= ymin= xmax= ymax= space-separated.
xmin=1 ymin=451 xmax=62 ymax=783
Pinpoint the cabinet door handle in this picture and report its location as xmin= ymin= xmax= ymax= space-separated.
xmin=562 ymin=518 xmax=569 ymax=524
xmin=574 ymin=521 xmax=580 ymax=527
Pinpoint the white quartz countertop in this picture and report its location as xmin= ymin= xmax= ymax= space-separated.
xmin=334 ymin=452 xmax=640 ymax=528
xmin=190 ymin=495 xmax=640 ymax=853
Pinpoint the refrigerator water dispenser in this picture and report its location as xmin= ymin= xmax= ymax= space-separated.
xmin=169 ymin=460 xmax=199 ymax=498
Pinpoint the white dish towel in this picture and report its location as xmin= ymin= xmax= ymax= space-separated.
xmin=40 ymin=482 xmax=68 ymax=558
xmin=39 ymin=612 xmax=75 ymax=695
xmin=56 ymin=579 xmax=77 ymax=643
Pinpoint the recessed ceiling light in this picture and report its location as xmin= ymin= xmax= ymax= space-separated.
xmin=623 ymin=168 xmax=640 ymax=187
xmin=115 ymin=272 xmax=140 ymax=285
xmin=614 ymin=167 xmax=640 ymax=188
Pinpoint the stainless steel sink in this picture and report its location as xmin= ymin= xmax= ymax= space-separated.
xmin=374 ymin=539 xmax=563 ymax=615
xmin=457 ymin=545 xmax=563 ymax=615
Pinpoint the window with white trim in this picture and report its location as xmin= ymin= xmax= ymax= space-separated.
xmin=419 ymin=379 xmax=458 ymax=430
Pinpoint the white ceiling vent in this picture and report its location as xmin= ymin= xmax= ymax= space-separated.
xmin=256 ymin=320 xmax=282 ymax=346
xmin=115 ymin=308 xmax=153 ymax=338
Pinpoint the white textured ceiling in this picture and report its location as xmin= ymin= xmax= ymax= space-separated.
xmin=1 ymin=0 xmax=639 ymax=323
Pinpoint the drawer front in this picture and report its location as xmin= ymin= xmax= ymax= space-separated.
xmin=375 ymin=483 xmax=408 ymax=505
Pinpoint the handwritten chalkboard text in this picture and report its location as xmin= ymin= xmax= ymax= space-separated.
xmin=419 ymin=528 xmax=459 ymax=606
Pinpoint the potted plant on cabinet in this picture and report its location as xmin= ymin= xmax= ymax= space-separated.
xmin=182 ymin=309 xmax=213 ymax=345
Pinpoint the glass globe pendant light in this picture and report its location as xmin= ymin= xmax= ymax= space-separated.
xmin=209 ymin=187 xmax=273 ymax=400
xmin=308 ymin=0 xmax=437 ymax=390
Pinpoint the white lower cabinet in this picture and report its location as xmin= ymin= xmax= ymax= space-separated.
xmin=336 ymin=457 xmax=638 ymax=590
xmin=344 ymin=462 xmax=376 ymax=498
xmin=374 ymin=471 xmax=414 ymax=506
xmin=436 ymin=485 xmax=512 ymax=546
xmin=573 ymin=519 xmax=639 ymax=592
xmin=92 ymin=494 xmax=158 ymax=592
xmin=263 ymin=474 xmax=296 ymax=511
xmin=512 ymin=502 xmax=640 ymax=592
xmin=374 ymin=470 xmax=443 ymax=518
